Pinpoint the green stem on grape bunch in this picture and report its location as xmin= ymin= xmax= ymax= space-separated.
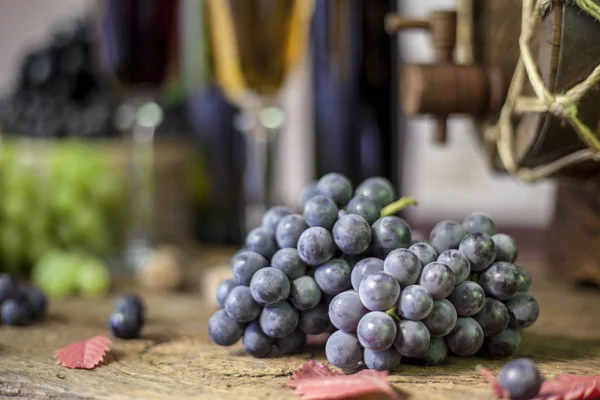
xmin=380 ymin=197 xmax=418 ymax=218
xmin=385 ymin=307 xmax=400 ymax=321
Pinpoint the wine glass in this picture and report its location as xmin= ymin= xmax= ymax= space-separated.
xmin=94 ymin=0 xmax=181 ymax=271
xmin=204 ymin=0 xmax=315 ymax=231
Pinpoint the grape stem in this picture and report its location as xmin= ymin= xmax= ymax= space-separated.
xmin=380 ymin=197 xmax=418 ymax=217
xmin=385 ymin=307 xmax=400 ymax=321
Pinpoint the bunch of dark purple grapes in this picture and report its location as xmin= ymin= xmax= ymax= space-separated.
xmin=0 ymin=273 xmax=48 ymax=326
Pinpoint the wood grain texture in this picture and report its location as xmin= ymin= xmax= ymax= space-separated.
xmin=1 ymin=250 xmax=599 ymax=400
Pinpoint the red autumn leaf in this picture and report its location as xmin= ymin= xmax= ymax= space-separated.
xmin=477 ymin=365 xmax=600 ymax=400
xmin=55 ymin=335 xmax=112 ymax=370
xmin=289 ymin=361 xmax=403 ymax=400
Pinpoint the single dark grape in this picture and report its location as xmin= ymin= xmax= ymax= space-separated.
xmin=299 ymin=304 xmax=330 ymax=334
xmin=325 ymin=330 xmax=363 ymax=369
xmin=473 ymin=298 xmax=510 ymax=336
xmin=290 ymin=276 xmax=322 ymax=310
xmin=250 ymin=267 xmax=291 ymax=306
xmin=357 ymin=311 xmax=397 ymax=351
xmin=484 ymin=328 xmax=521 ymax=359
xmin=351 ymin=257 xmax=384 ymax=291
xmin=346 ymin=196 xmax=381 ymax=225
xmin=297 ymin=227 xmax=336 ymax=266
xmin=262 ymin=206 xmax=292 ymax=231
xmin=303 ymin=195 xmax=338 ymax=230
xmin=492 ymin=234 xmax=518 ymax=263
xmin=314 ymin=258 xmax=352 ymax=296
xmin=498 ymin=358 xmax=543 ymax=400
xmin=445 ymin=317 xmax=484 ymax=356
xmin=114 ymin=293 xmax=145 ymax=324
xmin=259 ymin=301 xmax=299 ymax=338
xmin=422 ymin=299 xmax=457 ymax=337
xmin=275 ymin=214 xmax=308 ymax=249
xmin=328 ymin=290 xmax=368 ymax=332
xmin=429 ymin=220 xmax=466 ymax=254
xmin=271 ymin=248 xmax=307 ymax=280
xmin=359 ymin=271 xmax=401 ymax=311
xmin=437 ymin=249 xmax=471 ymax=284
xmin=479 ymin=262 xmax=520 ymax=301
xmin=393 ymin=320 xmax=430 ymax=358
xmin=462 ymin=212 xmax=497 ymax=236
xmin=458 ymin=233 xmax=497 ymax=272
xmin=232 ymin=251 xmax=269 ymax=285
xmin=1 ymin=299 xmax=30 ymax=326
xmin=276 ymin=329 xmax=306 ymax=355
xmin=354 ymin=177 xmax=395 ymax=208
xmin=418 ymin=262 xmax=456 ymax=300
xmin=447 ymin=281 xmax=485 ymax=317
xmin=316 ymin=172 xmax=353 ymax=207
xmin=245 ymin=227 xmax=278 ymax=260
xmin=371 ymin=216 xmax=412 ymax=259
xmin=383 ymin=248 xmax=422 ymax=287
xmin=397 ymin=285 xmax=433 ymax=321
xmin=224 ymin=286 xmax=262 ymax=323
xmin=300 ymin=181 xmax=320 ymax=208
xmin=110 ymin=312 xmax=142 ymax=339
xmin=332 ymin=214 xmax=371 ymax=255
xmin=243 ymin=321 xmax=273 ymax=358
xmin=364 ymin=348 xmax=402 ymax=371
xmin=23 ymin=286 xmax=48 ymax=322
xmin=408 ymin=242 xmax=438 ymax=266
xmin=515 ymin=266 xmax=532 ymax=292
xmin=505 ymin=293 xmax=539 ymax=329
xmin=208 ymin=310 xmax=244 ymax=346
xmin=216 ymin=279 xmax=239 ymax=309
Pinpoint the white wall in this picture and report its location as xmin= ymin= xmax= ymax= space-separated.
xmin=398 ymin=0 xmax=555 ymax=226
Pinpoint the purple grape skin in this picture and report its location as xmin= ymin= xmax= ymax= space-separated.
xmin=0 ymin=274 xmax=18 ymax=303
xmin=492 ymin=233 xmax=518 ymax=263
xmin=216 ymin=279 xmax=239 ymax=308
xmin=224 ymin=286 xmax=262 ymax=323
xmin=462 ymin=212 xmax=497 ymax=236
xmin=325 ymin=331 xmax=363 ymax=369
xmin=249 ymin=267 xmax=291 ymax=306
xmin=262 ymin=206 xmax=292 ymax=231
xmin=314 ymin=258 xmax=352 ymax=296
xmin=346 ymin=196 xmax=381 ymax=225
xmin=473 ymin=298 xmax=510 ymax=336
xmin=437 ymin=249 xmax=471 ymax=284
xmin=297 ymin=227 xmax=336 ymax=266
xmin=447 ymin=281 xmax=485 ymax=317
xmin=232 ymin=251 xmax=268 ymax=286
xmin=429 ymin=220 xmax=467 ymax=254
xmin=357 ymin=311 xmax=397 ymax=351
xmin=299 ymin=304 xmax=330 ymax=334
xmin=515 ymin=265 xmax=532 ymax=293
xmin=332 ymin=214 xmax=372 ymax=255
xmin=303 ymin=195 xmax=339 ymax=230
xmin=271 ymin=248 xmax=307 ymax=280
xmin=498 ymin=358 xmax=543 ymax=400
xmin=393 ymin=320 xmax=431 ymax=358
xmin=351 ymin=257 xmax=384 ymax=291
xmin=328 ymin=290 xmax=368 ymax=332
xmin=358 ymin=271 xmax=401 ymax=311
xmin=370 ymin=216 xmax=412 ymax=259
xmin=275 ymin=215 xmax=308 ymax=249
xmin=445 ymin=317 xmax=484 ymax=356
xmin=276 ymin=329 xmax=307 ymax=355
xmin=245 ymin=227 xmax=278 ymax=260
xmin=258 ymin=301 xmax=299 ymax=338
xmin=316 ymin=172 xmax=353 ymax=207
xmin=243 ymin=322 xmax=273 ymax=358
xmin=479 ymin=261 xmax=520 ymax=301
xmin=364 ymin=348 xmax=402 ymax=371
xmin=418 ymin=262 xmax=456 ymax=300
xmin=505 ymin=293 xmax=539 ymax=329
xmin=484 ymin=328 xmax=521 ymax=359
xmin=354 ymin=177 xmax=395 ymax=209
xmin=408 ymin=242 xmax=438 ymax=266
xmin=290 ymin=276 xmax=322 ymax=310
xmin=418 ymin=337 xmax=448 ymax=366
xmin=338 ymin=209 xmax=348 ymax=219
xmin=397 ymin=285 xmax=433 ymax=321
xmin=458 ymin=233 xmax=497 ymax=272
xmin=208 ymin=310 xmax=244 ymax=346
xmin=383 ymin=248 xmax=422 ymax=287
xmin=300 ymin=181 xmax=319 ymax=208
xmin=422 ymin=299 xmax=458 ymax=337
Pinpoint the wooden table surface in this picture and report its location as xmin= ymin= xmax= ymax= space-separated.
xmin=1 ymin=248 xmax=599 ymax=400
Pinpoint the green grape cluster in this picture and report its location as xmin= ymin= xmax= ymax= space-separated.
xmin=0 ymin=140 xmax=125 ymax=279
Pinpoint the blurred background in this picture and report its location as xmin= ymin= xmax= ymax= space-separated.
xmin=0 ymin=0 xmax=555 ymax=296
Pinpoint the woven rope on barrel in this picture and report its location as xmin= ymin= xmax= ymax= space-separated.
xmin=491 ymin=0 xmax=600 ymax=182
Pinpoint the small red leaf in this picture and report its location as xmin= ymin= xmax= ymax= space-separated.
xmin=289 ymin=361 xmax=403 ymax=400
xmin=477 ymin=365 xmax=600 ymax=400
xmin=55 ymin=335 xmax=112 ymax=370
